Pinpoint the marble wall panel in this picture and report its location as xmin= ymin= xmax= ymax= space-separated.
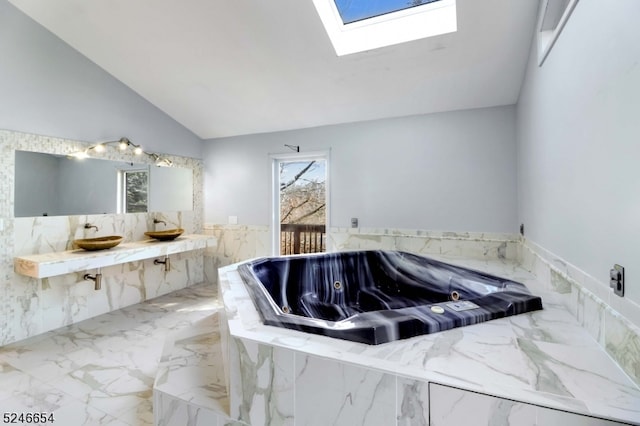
xmin=154 ymin=390 xmax=222 ymax=426
xmin=294 ymin=353 xmax=396 ymax=426
xmin=397 ymin=377 xmax=430 ymax=426
xmin=203 ymin=225 xmax=270 ymax=287
xmin=229 ymin=337 xmax=294 ymax=426
xmin=429 ymin=383 xmax=623 ymax=426
xmin=605 ymin=309 xmax=640 ymax=386
xmin=328 ymin=228 xmax=519 ymax=261
xmin=1 ymin=130 xmax=205 ymax=346
xmin=430 ymin=383 xmax=536 ymax=425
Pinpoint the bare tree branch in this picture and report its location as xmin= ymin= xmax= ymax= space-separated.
xmin=280 ymin=161 xmax=316 ymax=191
xmin=281 ymin=197 xmax=311 ymax=222
xmin=292 ymin=203 xmax=326 ymax=224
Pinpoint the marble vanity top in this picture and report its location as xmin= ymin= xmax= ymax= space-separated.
xmin=219 ymin=256 xmax=640 ymax=425
xmin=14 ymin=234 xmax=216 ymax=278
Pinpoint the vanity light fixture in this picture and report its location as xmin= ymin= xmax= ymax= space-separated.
xmin=148 ymin=153 xmax=173 ymax=167
xmin=112 ymin=137 xmax=143 ymax=155
xmin=67 ymin=137 xmax=173 ymax=166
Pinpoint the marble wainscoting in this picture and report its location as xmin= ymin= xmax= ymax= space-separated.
xmin=327 ymin=228 xmax=520 ymax=261
xmin=201 ymin=225 xmax=520 ymax=290
xmin=202 ymin=224 xmax=270 ymax=289
xmin=216 ymin=257 xmax=640 ymax=426
xmin=519 ymin=239 xmax=640 ymax=387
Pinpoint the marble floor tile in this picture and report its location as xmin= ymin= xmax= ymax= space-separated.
xmin=0 ymin=282 xmax=220 ymax=426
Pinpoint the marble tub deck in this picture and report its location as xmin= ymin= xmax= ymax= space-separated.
xmin=0 ymin=283 xmax=221 ymax=426
xmin=220 ymin=256 xmax=640 ymax=425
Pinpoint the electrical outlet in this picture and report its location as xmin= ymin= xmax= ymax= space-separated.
xmin=609 ymin=264 xmax=624 ymax=297
xmin=228 ymin=215 xmax=238 ymax=225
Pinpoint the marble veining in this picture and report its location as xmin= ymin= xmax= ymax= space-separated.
xmin=239 ymin=250 xmax=542 ymax=344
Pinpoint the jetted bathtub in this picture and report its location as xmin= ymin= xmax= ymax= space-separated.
xmin=238 ymin=250 xmax=543 ymax=344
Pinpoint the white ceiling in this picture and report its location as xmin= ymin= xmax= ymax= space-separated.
xmin=9 ymin=0 xmax=540 ymax=140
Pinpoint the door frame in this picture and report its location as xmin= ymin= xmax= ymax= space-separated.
xmin=270 ymin=150 xmax=330 ymax=256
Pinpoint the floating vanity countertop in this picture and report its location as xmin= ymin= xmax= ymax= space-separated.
xmin=14 ymin=234 xmax=216 ymax=279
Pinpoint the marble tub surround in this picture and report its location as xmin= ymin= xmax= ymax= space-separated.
xmin=219 ymin=257 xmax=640 ymax=425
xmin=0 ymin=282 xmax=219 ymax=426
xmin=1 ymin=129 xmax=205 ymax=346
xmin=519 ymin=238 xmax=640 ymax=387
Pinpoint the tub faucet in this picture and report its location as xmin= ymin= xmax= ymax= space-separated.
xmin=84 ymin=223 xmax=99 ymax=232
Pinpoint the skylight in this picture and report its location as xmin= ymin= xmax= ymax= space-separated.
xmin=334 ymin=0 xmax=443 ymax=25
xmin=313 ymin=0 xmax=457 ymax=56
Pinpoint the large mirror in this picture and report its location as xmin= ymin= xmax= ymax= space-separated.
xmin=14 ymin=151 xmax=193 ymax=217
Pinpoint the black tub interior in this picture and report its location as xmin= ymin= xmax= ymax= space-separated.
xmin=238 ymin=250 xmax=542 ymax=344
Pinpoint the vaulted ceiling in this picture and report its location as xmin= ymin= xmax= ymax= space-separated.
xmin=9 ymin=0 xmax=540 ymax=139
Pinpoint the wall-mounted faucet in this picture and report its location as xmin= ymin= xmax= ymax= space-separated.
xmin=84 ymin=223 xmax=99 ymax=232
xmin=153 ymin=218 xmax=167 ymax=228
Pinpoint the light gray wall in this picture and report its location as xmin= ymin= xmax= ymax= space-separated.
xmin=0 ymin=0 xmax=202 ymax=159
xmin=204 ymin=105 xmax=517 ymax=233
xmin=517 ymin=0 xmax=640 ymax=304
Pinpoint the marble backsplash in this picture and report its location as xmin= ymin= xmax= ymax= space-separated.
xmin=202 ymin=224 xmax=520 ymax=287
xmin=1 ymin=129 xmax=205 ymax=346
xmin=520 ymin=239 xmax=640 ymax=386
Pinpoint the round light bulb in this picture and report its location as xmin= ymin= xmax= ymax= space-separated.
xmin=93 ymin=144 xmax=105 ymax=152
xmin=133 ymin=146 xmax=143 ymax=155
xmin=119 ymin=141 xmax=128 ymax=150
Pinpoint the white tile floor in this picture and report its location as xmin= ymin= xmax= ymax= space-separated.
xmin=0 ymin=283 xmax=220 ymax=426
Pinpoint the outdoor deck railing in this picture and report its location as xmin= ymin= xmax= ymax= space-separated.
xmin=280 ymin=223 xmax=326 ymax=255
